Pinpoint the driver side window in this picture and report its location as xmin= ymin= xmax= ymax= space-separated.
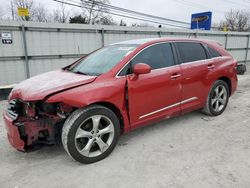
xmin=118 ymin=43 xmax=175 ymax=76
xmin=131 ymin=43 xmax=175 ymax=69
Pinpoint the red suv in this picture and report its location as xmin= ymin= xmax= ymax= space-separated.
xmin=4 ymin=38 xmax=238 ymax=163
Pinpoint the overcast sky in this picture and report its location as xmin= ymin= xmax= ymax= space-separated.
xmin=0 ymin=0 xmax=249 ymax=27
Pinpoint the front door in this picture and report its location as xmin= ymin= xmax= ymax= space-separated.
xmin=126 ymin=43 xmax=182 ymax=128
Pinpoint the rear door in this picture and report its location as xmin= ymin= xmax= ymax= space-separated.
xmin=175 ymin=41 xmax=215 ymax=113
xmin=126 ymin=43 xmax=182 ymax=128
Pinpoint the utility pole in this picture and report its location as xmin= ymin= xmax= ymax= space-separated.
xmin=11 ymin=2 xmax=14 ymax=20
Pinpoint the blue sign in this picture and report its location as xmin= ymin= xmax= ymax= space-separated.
xmin=191 ymin=11 xmax=212 ymax=30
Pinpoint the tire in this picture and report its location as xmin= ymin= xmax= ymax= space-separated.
xmin=61 ymin=105 xmax=120 ymax=164
xmin=237 ymin=63 xmax=246 ymax=75
xmin=202 ymin=80 xmax=229 ymax=116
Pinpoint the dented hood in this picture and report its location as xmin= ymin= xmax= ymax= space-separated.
xmin=10 ymin=70 xmax=96 ymax=101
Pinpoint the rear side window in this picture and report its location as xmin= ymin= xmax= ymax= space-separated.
xmin=131 ymin=43 xmax=175 ymax=69
xmin=207 ymin=46 xmax=221 ymax=58
xmin=176 ymin=42 xmax=207 ymax=63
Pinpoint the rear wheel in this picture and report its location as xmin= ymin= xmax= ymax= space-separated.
xmin=62 ymin=105 xmax=120 ymax=163
xmin=202 ymin=80 xmax=229 ymax=116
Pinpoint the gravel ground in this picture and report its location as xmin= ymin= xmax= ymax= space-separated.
xmin=0 ymin=71 xmax=250 ymax=188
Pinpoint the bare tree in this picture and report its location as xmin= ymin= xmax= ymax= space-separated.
xmin=12 ymin=0 xmax=35 ymax=21
xmin=80 ymin=0 xmax=111 ymax=24
xmin=0 ymin=5 xmax=4 ymax=19
xmin=33 ymin=4 xmax=50 ymax=22
xmin=96 ymin=15 xmax=115 ymax=25
xmin=119 ymin=19 xmax=127 ymax=26
xmin=218 ymin=9 xmax=250 ymax=31
xmin=52 ymin=0 xmax=70 ymax=23
xmin=69 ymin=14 xmax=88 ymax=24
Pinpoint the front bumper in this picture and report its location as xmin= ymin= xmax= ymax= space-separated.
xmin=3 ymin=111 xmax=25 ymax=151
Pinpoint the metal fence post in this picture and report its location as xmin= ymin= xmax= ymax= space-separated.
xmin=101 ymin=28 xmax=105 ymax=47
xmin=225 ymin=33 xmax=228 ymax=49
xmin=21 ymin=25 xmax=30 ymax=78
xmin=158 ymin=31 xmax=161 ymax=38
xmin=194 ymin=31 xmax=198 ymax=38
xmin=244 ymin=34 xmax=250 ymax=64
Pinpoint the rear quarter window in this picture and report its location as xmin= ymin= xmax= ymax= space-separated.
xmin=207 ymin=46 xmax=221 ymax=58
xmin=176 ymin=42 xmax=207 ymax=63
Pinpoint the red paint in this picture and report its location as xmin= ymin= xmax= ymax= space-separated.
xmin=3 ymin=112 xmax=25 ymax=151
xmin=127 ymin=65 xmax=182 ymax=128
xmin=4 ymin=38 xmax=238 ymax=151
xmin=9 ymin=70 xmax=96 ymax=101
xmin=133 ymin=63 xmax=151 ymax=75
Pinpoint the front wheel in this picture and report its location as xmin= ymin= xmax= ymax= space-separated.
xmin=61 ymin=105 xmax=120 ymax=164
xmin=202 ymin=80 xmax=229 ymax=116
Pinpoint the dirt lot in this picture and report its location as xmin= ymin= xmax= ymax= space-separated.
xmin=1 ymin=70 xmax=250 ymax=188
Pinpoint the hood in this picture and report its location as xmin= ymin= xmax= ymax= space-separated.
xmin=9 ymin=70 xmax=97 ymax=101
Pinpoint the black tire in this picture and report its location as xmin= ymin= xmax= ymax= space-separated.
xmin=237 ymin=64 xmax=246 ymax=75
xmin=202 ymin=80 xmax=229 ymax=116
xmin=62 ymin=105 xmax=120 ymax=164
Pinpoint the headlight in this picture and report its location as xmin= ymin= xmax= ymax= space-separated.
xmin=6 ymin=99 xmax=19 ymax=120
xmin=38 ymin=102 xmax=73 ymax=118
xmin=24 ymin=102 xmax=36 ymax=118
xmin=40 ymin=103 xmax=57 ymax=114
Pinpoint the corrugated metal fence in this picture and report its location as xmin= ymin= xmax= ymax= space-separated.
xmin=0 ymin=20 xmax=249 ymax=86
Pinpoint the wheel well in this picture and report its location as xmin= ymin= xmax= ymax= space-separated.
xmin=218 ymin=76 xmax=232 ymax=95
xmin=92 ymin=102 xmax=124 ymax=134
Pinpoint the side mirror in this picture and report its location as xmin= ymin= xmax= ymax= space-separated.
xmin=133 ymin=63 xmax=151 ymax=75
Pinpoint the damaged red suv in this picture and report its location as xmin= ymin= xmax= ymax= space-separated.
xmin=4 ymin=38 xmax=238 ymax=163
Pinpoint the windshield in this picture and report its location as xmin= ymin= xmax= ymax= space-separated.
xmin=70 ymin=44 xmax=138 ymax=76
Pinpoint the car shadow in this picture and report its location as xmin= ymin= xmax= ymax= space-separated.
xmin=15 ymin=110 xmax=204 ymax=162
xmin=118 ymin=110 xmax=203 ymax=146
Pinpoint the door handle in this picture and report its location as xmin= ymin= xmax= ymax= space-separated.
xmin=207 ymin=64 xmax=215 ymax=70
xmin=171 ymin=73 xmax=181 ymax=79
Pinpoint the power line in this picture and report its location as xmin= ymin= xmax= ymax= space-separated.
xmin=77 ymin=0 xmax=188 ymax=26
xmin=77 ymin=0 xmax=189 ymax=25
xmin=53 ymin=0 xmax=190 ymax=28
xmin=70 ymin=0 xmax=190 ymax=26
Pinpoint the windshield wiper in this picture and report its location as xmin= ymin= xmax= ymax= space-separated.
xmin=72 ymin=70 xmax=101 ymax=76
xmin=72 ymin=70 xmax=89 ymax=75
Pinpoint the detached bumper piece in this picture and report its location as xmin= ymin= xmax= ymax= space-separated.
xmin=237 ymin=63 xmax=246 ymax=75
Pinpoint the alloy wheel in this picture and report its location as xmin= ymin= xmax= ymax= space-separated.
xmin=211 ymin=85 xmax=228 ymax=112
xmin=74 ymin=115 xmax=115 ymax=158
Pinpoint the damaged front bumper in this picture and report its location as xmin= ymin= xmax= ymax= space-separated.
xmin=3 ymin=99 xmax=72 ymax=151
xmin=4 ymin=111 xmax=25 ymax=151
xmin=4 ymin=106 xmax=63 ymax=151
